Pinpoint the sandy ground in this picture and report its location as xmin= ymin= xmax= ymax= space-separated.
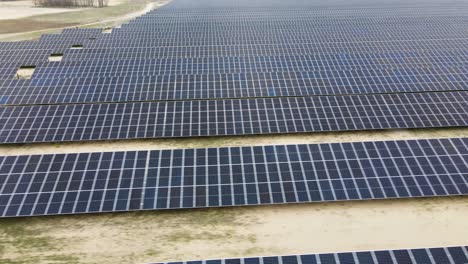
xmin=1 ymin=127 xmax=466 ymax=156
xmin=14 ymin=67 xmax=35 ymax=80
xmin=0 ymin=0 xmax=126 ymax=20
xmin=0 ymin=196 xmax=467 ymax=263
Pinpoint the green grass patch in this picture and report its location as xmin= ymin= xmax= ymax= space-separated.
xmin=0 ymin=217 xmax=78 ymax=263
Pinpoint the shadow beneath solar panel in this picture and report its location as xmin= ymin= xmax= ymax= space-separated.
xmin=70 ymin=44 xmax=84 ymax=49
xmin=1 ymin=127 xmax=467 ymax=156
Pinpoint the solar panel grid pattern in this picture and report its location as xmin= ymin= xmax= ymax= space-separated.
xmin=0 ymin=92 xmax=466 ymax=144
xmin=0 ymin=42 xmax=73 ymax=51
xmin=79 ymin=33 xmax=468 ymax=47
xmin=153 ymin=246 xmax=468 ymax=264
xmin=0 ymin=69 xmax=466 ymax=105
xmin=31 ymin=53 xmax=468 ymax=76
xmin=59 ymin=40 xmax=468 ymax=61
xmin=0 ymin=48 xmax=466 ymax=104
xmin=132 ymin=7 xmax=468 ymax=17
xmin=0 ymin=5 xmax=466 ymax=103
xmin=0 ymin=67 xmax=20 ymax=81
xmin=61 ymin=28 xmax=103 ymax=34
xmin=113 ymin=25 xmax=467 ymax=34
xmin=102 ymin=26 xmax=468 ymax=36
xmin=103 ymin=12 xmax=468 ymax=23
xmin=0 ymin=138 xmax=466 ymax=217
xmin=0 ymin=0 xmax=467 ymax=142
xmin=0 ymin=52 xmax=53 ymax=64
xmin=157 ymin=0 xmax=468 ymax=9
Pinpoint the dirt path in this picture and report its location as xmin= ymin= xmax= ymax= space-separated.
xmin=1 ymin=128 xmax=466 ymax=156
xmin=1 ymin=196 xmax=467 ymax=263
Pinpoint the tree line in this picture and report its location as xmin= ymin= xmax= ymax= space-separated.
xmin=32 ymin=0 xmax=108 ymax=7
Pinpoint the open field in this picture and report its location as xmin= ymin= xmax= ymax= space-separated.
xmin=0 ymin=0 xmax=86 ymax=20
xmin=0 ymin=0 xmax=169 ymax=40
xmin=1 ymin=196 xmax=467 ymax=264
xmin=0 ymin=0 xmax=131 ymax=20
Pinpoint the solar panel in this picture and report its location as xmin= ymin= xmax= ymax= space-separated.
xmin=0 ymin=0 xmax=467 ymax=144
xmin=31 ymin=53 xmax=466 ymax=78
xmin=151 ymin=246 xmax=468 ymax=264
xmin=28 ymin=57 xmax=467 ymax=79
xmin=0 ymin=138 xmax=466 ymax=217
xmin=0 ymin=92 xmax=465 ymax=143
xmin=60 ymin=40 xmax=468 ymax=62
xmin=1 ymin=67 xmax=466 ymax=104
xmin=0 ymin=2 xmax=467 ymax=100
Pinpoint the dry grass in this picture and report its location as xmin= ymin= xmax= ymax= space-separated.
xmin=0 ymin=197 xmax=467 ymax=263
xmin=1 ymin=127 xmax=467 ymax=156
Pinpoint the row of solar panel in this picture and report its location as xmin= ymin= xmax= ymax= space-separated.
xmin=30 ymin=53 xmax=468 ymax=71
xmin=128 ymin=9 xmax=468 ymax=18
xmin=2 ymin=40 xmax=466 ymax=79
xmin=24 ymin=68 xmax=465 ymax=84
xmin=11 ymin=30 xmax=464 ymax=47
xmin=147 ymin=2 xmax=468 ymax=11
xmin=0 ymin=71 xmax=466 ymax=105
xmin=153 ymin=246 xmax=468 ymax=264
xmin=0 ymin=29 xmax=100 ymax=50
xmin=56 ymin=35 xmax=468 ymax=47
xmin=1 ymin=50 xmax=463 ymax=74
xmin=134 ymin=12 xmax=468 ymax=19
xmin=130 ymin=12 xmax=468 ymax=19
xmin=120 ymin=21 xmax=468 ymax=29
xmin=113 ymin=23 xmax=467 ymax=33
xmin=27 ymin=63 xmax=468 ymax=80
xmin=37 ymin=49 xmax=468 ymax=65
xmin=116 ymin=26 xmax=466 ymax=35
xmin=10 ymin=64 xmax=467 ymax=82
xmin=2 ymin=37 xmax=467 ymax=60
xmin=78 ymin=26 xmax=468 ymax=36
xmin=17 ymin=66 xmax=468 ymax=85
xmin=2 ymin=33 xmax=466 ymax=59
xmin=2 ymin=41 xmax=465 ymax=72
xmin=0 ymin=41 xmax=79 ymax=51
xmin=125 ymin=17 xmax=468 ymax=25
xmin=114 ymin=18 xmax=468 ymax=27
xmin=0 ymin=23 xmax=465 ymax=50
xmin=157 ymin=0 xmax=468 ymax=9
xmin=0 ymin=137 xmax=466 ymax=217
xmin=0 ymin=92 xmax=466 ymax=144
xmin=57 ymin=41 xmax=468 ymax=62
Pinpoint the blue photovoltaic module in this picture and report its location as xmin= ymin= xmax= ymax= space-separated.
xmin=1 ymin=138 xmax=466 ymax=217
xmin=151 ymin=246 xmax=468 ymax=264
